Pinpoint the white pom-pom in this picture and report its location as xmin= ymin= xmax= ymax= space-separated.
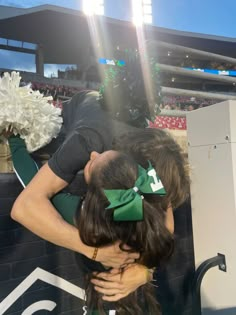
xmin=0 ymin=72 xmax=63 ymax=152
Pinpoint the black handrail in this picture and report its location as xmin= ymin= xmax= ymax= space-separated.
xmin=192 ymin=253 xmax=227 ymax=315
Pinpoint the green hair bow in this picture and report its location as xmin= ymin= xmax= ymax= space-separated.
xmin=104 ymin=162 xmax=166 ymax=221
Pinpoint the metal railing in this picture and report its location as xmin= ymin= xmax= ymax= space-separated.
xmin=192 ymin=253 xmax=227 ymax=315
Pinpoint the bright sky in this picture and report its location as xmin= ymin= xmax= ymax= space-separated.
xmin=0 ymin=0 xmax=235 ymax=76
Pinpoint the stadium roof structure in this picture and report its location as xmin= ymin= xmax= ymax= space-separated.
xmin=0 ymin=4 xmax=236 ymax=68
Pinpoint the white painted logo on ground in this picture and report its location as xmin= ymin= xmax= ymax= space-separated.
xmin=0 ymin=267 xmax=116 ymax=314
xmin=0 ymin=267 xmax=85 ymax=314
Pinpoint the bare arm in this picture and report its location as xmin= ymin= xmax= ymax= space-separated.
xmin=11 ymin=163 xmax=91 ymax=254
xmin=11 ymin=163 xmax=139 ymax=267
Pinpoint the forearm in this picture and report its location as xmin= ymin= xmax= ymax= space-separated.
xmin=8 ymin=136 xmax=91 ymax=257
xmin=11 ymin=193 xmax=93 ymax=257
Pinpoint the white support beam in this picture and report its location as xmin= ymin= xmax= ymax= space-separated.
xmin=158 ymin=63 xmax=236 ymax=85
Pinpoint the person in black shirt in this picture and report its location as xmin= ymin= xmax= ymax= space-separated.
xmin=48 ymin=90 xmax=137 ymax=184
xmin=10 ymin=55 xmax=189 ymax=305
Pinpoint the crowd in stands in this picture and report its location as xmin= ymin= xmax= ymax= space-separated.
xmin=29 ymin=81 xmax=194 ymax=130
xmin=162 ymin=95 xmax=216 ymax=110
xmin=149 ymin=116 xmax=186 ymax=130
xmin=151 ymin=95 xmax=217 ymax=130
xmin=30 ymin=82 xmax=214 ymax=131
xmin=209 ymin=61 xmax=236 ymax=71
xmin=31 ymin=82 xmax=83 ymax=100
xmin=160 ymin=57 xmax=236 ymax=71
xmin=30 ymin=82 xmax=215 ymax=111
xmin=1 ymin=71 xmax=219 ymax=131
xmin=14 ymin=76 xmax=221 ymax=131
xmin=180 ymin=60 xmax=236 ymax=70
xmin=29 ymin=81 xmax=217 ymax=118
xmin=30 ymin=82 xmax=85 ymax=108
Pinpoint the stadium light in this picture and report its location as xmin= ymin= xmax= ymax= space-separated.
xmin=132 ymin=0 xmax=143 ymax=26
xmin=132 ymin=0 xmax=153 ymax=26
xmin=83 ymin=0 xmax=93 ymax=16
xmin=83 ymin=0 xmax=104 ymax=16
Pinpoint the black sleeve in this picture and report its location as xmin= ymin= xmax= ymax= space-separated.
xmin=48 ymin=128 xmax=104 ymax=183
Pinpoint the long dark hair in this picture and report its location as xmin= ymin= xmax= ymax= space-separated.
xmin=76 ymin=152 xmax=174 ymax=314
xmin=113 ymin=128 xmax=190 ymax=209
